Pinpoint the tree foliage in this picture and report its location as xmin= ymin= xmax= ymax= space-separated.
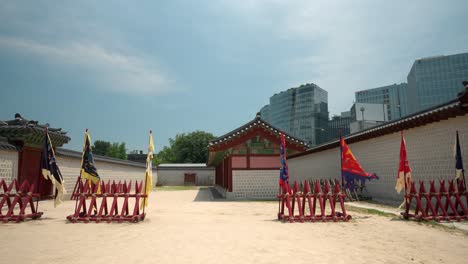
xmin=93 ymin=140 xmax=127 ymax=160
xmin=156 ymin=131 xmax=215 ymax=164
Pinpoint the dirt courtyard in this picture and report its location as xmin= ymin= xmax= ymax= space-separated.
xmin=1 ymin=188 xmax=467 ymax=264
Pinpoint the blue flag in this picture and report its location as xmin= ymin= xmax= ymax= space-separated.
xmin=279 ymin=133 xmax=289 ymax=186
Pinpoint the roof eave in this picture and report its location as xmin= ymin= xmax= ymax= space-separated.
xmin=289 ymin=91 xmax=468 ymax=160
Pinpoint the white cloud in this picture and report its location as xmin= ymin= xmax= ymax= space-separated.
xmin=0 ymin=36 xmax=172 ymax=95
xmin=217 ymin=0 xmax=468 ymax=114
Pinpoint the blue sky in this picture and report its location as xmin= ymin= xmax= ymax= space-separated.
xmin=1 ymin=0 xmax=468 ymax=152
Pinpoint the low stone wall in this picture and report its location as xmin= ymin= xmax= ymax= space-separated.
xmin=289 ymin=114 xmax=468 ymax=205
xmin=157 ymin=167 xmax=214 ymax=186
xmin=228 ymin=170 xmax=278 ymax=200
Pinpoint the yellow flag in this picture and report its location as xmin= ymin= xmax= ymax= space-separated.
xmin=141 ymin=131 xmax=154 ymax=209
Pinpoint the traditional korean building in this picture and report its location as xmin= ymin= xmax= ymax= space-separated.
xmin=207 ymin=113 xmax=308 ymax=200
xmin=0 ymin=113 xmax=153 ymax=200
xmin=0 ymin=113 xmax=70 ymax=197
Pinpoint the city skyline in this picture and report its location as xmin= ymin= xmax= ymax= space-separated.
xmin=260 ymin=83 xmax=328 ymax=146
xmin=407 ymin=52 xmax=468 ymax=113
xmin=1 ymin=1 xmax=468 ymax=152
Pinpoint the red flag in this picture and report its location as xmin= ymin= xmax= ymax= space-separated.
xmin=340 ymin=136 xmax=378 ymax=191
xmin=341 ymin=137 xmax=377 ymax=180
xmin=395 ymin=131 xmax=412 ymax=193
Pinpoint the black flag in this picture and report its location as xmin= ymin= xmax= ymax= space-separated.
xmin=81 ymin=130 xmax=100 ymax=183
xmin=41 ymin=130 xmax=65 ymax=207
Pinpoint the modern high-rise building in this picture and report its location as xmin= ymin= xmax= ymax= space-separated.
xmin=327 ymin=112 xmax=352 ymax=141
xmin=262 ymin=83 xmax=328 ymax=146
xmin=355 ymin=83 xmax=408 ymax=120
xmin=407 ymin=52 xmax=468 ymax=114
xmin=259 ymin=105 xmax=270 ymax=122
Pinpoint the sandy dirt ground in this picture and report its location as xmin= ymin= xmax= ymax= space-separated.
xmin=1 ymin=188 xmax=467 ymax=264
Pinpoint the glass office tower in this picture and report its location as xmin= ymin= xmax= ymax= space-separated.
xmin=407 ymin=52 xmax=468 ymax=114
xmin=355 ymin=83 xmax=408 ymax=120
xmin=268 ymin=89 xmax=296 ymax=133
xmin=262 ymin=83 xmax=328 ymax=146
xmin=259 ymin=105 xmax=270 ymax=123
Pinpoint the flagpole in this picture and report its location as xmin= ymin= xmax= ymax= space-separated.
xmin=460 ymin=131 xmax=466 ymax=192
xmin=36 ymin=127 xmax=48 ymax=211
xmin=402 ymin=131 xmax=409 ymax=209
xmin=457 ymin=131 xmax=467 ymax=192
xmin=74 ymin=129 xmax=87 ymax=213
xmin=47 ymin=131 xmax=60 ymax=206
xmin=402 ymin=132 xmax=406 ymax=192
xmin=142 ymin=170 xmax=148 ymax=215
xmin=142 ymin=130 xmax=152 ymax=214
xmin=142 ymin=130 xmax=150 ymax=215
xmin=278 ymin=134 xmax=282 ymax=217
xmin=339 ymin=130 xmax=344 ymax=191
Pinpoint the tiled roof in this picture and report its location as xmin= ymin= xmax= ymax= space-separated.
xmin=0 ymin=137 xmax=17 ymax=151
xmin=56 ymin=148 xmax=148 ymax=168
xmin=208 ymin=113 xmax=308 ymax=149
xmin=157 ymin=163 xmax=212 ymax=170
xmin=158 ymin=163 xmax=207 ymax=168
xmin=0 ymin=113 xmax=70 ymax=147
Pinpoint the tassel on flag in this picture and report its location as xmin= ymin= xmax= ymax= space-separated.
xmin=41 ymin=128 xmax=65 ymax=207
xmin=141 ymin=130 xmax=154 ymax=209
xmin=395 ymin=131 xmax=412 ymax=194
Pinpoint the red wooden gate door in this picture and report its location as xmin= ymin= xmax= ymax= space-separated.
xmin=184 ymin=173 xmax=196 ymax=185
xmin=18 ymin=146 xmax=53 ymax=198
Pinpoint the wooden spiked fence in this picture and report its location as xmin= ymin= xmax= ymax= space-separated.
xmin=401 ymin=179 xmax=468 ymax=222
xmin=0 ymin=179 xmax=43 ymax=223
xmin=277 ymin=180 xmax=351 ymax=223
xmin=67 ymin=178 xmax=146 ymax=223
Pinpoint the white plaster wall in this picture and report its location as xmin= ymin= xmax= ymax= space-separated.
xmin=157 ymin=168 xmax=214 ymax=186
xmin=289 ymin=114 xmax=468 ymax=204
xmin=56 ymin=155 xmax=153 ymax=198
xmin=0 ymin=150 xmax=18 ymax=185
xmin=229 ymin=170 xmax=278 ymax=200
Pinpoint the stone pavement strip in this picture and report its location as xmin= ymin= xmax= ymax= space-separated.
xmin=347 ymin=201 xmax=468 ymax=232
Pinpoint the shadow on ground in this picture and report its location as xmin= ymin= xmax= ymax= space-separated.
xmin=192 ymin=187 xmax=213 ymax=202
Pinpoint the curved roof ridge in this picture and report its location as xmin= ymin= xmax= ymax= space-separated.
xmin=209 ymin=114 xmax=308 ymax=147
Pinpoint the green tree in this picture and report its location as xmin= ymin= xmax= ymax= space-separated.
xmin=118 ymin=142 xmax=127 ymax=160
xmin=156 ymin=131 xmax=215 ymax=164
xmin=93 ymin=140 xmax=111 ymax=156
xmin=154 ymin=146 xmax=174 ymax=165
xmin=92 ymin=140 xmax=127 ymax=160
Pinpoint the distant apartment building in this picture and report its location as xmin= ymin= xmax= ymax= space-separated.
xmin=261 ymin=83 xmax=329 ymax=146
xmin=355 ymin=83 xmax=408 ymax=120
xmin=349 ymin=103 xmax=388 ymax=133
xmin=407 ymin=52 xmax=468 ymax=114
xmin=327 ymin=111 xmax=352 ymax=141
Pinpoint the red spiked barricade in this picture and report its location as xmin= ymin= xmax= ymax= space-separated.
xmin=401 ymin=179 xmax=468 ymax=222
xmin=67 ymin=179 xmax=147 ymax=223
xmin=277 ymin=180 xmax=351 ymax=223
xmin=0 ymin=178 xmax=43 ymax=223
